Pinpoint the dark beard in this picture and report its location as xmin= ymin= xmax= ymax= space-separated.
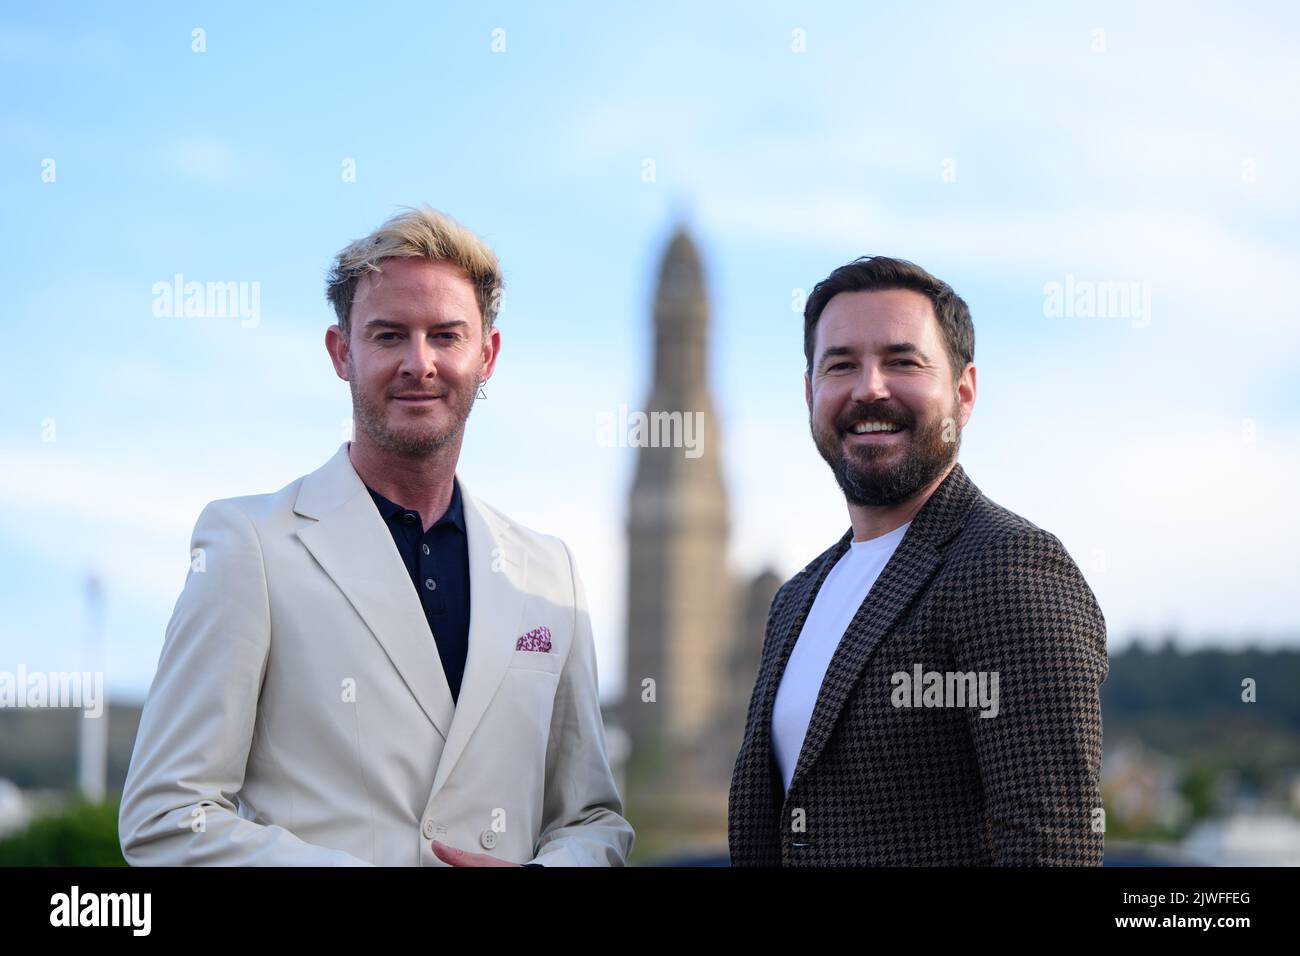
xmin=349 ymin=363 xmax=480 ymax=458
xmin=811 ymin=400 xmax=959 ymax=507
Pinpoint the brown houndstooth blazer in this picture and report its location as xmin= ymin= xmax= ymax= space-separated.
xmin=728 ymin=463 xmax=1108 ymax=866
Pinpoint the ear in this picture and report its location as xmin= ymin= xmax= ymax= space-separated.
xmin=325 ymin=325 xmax=350 ymax=381
xmin=956 ymin=362 xmax=976 ymax=427
xmin=478 ymin=326 xmax=501 ymax=384
xmin=804 ymin=370 xmax=813 ymax=414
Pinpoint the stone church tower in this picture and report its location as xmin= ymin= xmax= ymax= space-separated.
xmin=621 ymin=227 xmax=780 ymax=847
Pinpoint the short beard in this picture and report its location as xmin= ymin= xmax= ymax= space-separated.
xmin=811 ymin=398 xmax=960 ymax=507
xmin=349 ymin=361 xmax=480 ymax=458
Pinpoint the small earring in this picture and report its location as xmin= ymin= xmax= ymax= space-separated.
xmin=476 ymin=385 xmax=487 ymax=399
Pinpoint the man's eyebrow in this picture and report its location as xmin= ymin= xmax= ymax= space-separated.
xmin=884 ymin=342 xmax=933 ymax=363
xmin=360 ymin=318 xmax=470 ymax=332
xmin=817 ymin=342 xmax=933 ymax=370
xmin=817 ymin=345 xmax=856 ymax=370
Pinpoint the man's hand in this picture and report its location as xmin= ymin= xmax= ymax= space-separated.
xmin=431 ymin=840 xmax=522 ymax=867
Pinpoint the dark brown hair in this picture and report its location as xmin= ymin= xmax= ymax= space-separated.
xmin=803 ymin=256 xmax=974 ymax=380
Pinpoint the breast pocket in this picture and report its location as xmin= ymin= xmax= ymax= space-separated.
xmin=508 ymin=648 xmax=565 ymax=675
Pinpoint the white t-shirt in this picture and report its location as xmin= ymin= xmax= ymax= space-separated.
xmin=771 ymin=521 xmax=911 ymax=793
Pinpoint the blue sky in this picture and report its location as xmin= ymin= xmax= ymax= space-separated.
xmin=2 ymin=2 xmax=1298 ymax=703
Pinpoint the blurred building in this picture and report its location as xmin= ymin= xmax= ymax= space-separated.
xmin=617 ymin=227 xmax=780 ymax=854
xmin=1182 ymin=814 xmax=1300 ymax=866
xmin=1102 ymin=740 xmax=1191 ymax=832
xmin=0 ymin=779 xmax=29 ymax=837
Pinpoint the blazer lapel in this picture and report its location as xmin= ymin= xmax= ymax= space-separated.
xmin=782 ymin=464 xmax=981 ymax=795
xmin=747 ymin=528 xmax=852 ymax=800
xmin=430 ymin=481 xmax=529 ymax=796
xmin=785 ymin=531 xmax=943 ymax=792
xmin=294 ymin=441 xmax=456 ymax=741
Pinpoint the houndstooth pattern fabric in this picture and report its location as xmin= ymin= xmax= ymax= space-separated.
xmin=728 ymin=463 xmax=1108 ymax=866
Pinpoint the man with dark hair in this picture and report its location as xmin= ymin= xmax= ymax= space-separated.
xmin=729 ymin=255 xmax=1108 ymax=866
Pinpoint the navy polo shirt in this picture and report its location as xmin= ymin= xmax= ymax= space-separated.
xmin=365 ymin=478 xmax=471 ymax=704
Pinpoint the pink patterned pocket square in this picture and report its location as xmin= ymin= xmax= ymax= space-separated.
xmin=515 ymin=625 xmax=553 ymax=653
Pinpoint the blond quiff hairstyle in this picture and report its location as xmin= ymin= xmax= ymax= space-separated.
xmin=325 ymin=205 xmax=504 ymax=340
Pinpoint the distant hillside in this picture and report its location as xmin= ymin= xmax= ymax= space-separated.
xmin=1101 ymin=642 xmax=1300 ymax=777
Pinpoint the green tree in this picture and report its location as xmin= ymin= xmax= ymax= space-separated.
xmin=0 ymin=799 xmax=126 ymax=866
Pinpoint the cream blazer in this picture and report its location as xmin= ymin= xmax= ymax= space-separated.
xmin=119 ymin=441 xmax=633 ymax=866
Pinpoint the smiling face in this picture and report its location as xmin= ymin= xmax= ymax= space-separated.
xmin=326 ymin=257 xmax=499 ymax=458
xmin=806 ymin=288 xmax=974 ymax=506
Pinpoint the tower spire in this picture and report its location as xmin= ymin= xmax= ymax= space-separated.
xmin=624 ymin=225 xmax=733 ymax=788
xmin=651 ymin=227 xmax=710 ymax=399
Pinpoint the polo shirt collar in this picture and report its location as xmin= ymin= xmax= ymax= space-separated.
xmin=365 ymin=477 xmax=466 ymax=533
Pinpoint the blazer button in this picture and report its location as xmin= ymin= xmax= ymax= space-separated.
xmin=479 ymin=828 xmax=498 ymax=850
xmin=422 ymin=819 xmax=436 ymax=839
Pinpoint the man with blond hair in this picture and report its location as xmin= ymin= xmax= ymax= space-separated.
xmin=120 ymin=206 xmax=633 ymax=867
